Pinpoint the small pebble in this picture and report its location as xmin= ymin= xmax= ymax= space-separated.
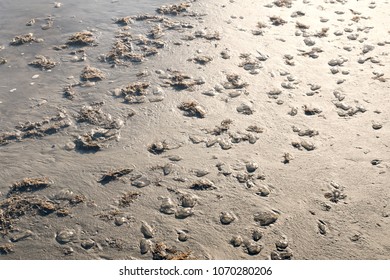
xmin=140 ymin=238 xmax=152 ymax=254
xmin=220 ymin=211 xmax=235 ymax=224
xmin=81 ymin=239 xmax=95 ymax=250
xmin=160 ymin=197 xmax=176 ymax=214
xmin=244 ymin=240 xmax=263 ymax=255
xmin=246 ymin=162 xmax=258 ymax=173
xmin=230 ymin=235 xmax=243 ymax=247
xmin=56 ymin=229 xmax=76 ymax=244
xmin=140 ymin=221 xmax=154 ymax=238
xmin=254 ymin=211 xmax=279 ymax=226
xmin=177 ymin=230 xmax=188 ymax=242
xmin=252 ymin=229 xmax=263 ymax=241
xmin=175 ymin=207 xmax=193 ymax=219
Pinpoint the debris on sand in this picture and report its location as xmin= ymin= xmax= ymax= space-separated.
xmin=0 ymin=195 xmax=58 ymax=233
xmin=148 ymin=141 xmax=169 ymax=155
xmin=67 ymin=31 xmax=95 ymax=46
xmin=10 ymin=33 xmax=37 ymax=45
xmin=207 ymin=119 xmax=232 ymax=135
xmin=149 ymin=24 xmax=164 ymax=39
xmin=118 ymin=191 xmax=141 ymax=207
xmin=239 ymin=54 xmax=262 ymax=74
xmin=114 ymin=16 xmax=133 ymax=26
xmin=252 ymin=22 xmax=268 ymax=35
xmin=223 ymin=74 xmax=248 ymax=89
xmin=178 ymin=101 xmax=206 ymax=118
xmin=0 ymin=57 xmax=7 ymax=65
xmin=0 ymin=112 xmax=71 ymax=146
xmin=119 ymin=82 xmax=150 ymax=103
xmin=156 ymin=3 xmax=191 ymax=15
xmin=190 ymin=179 xmax=216 ymax=191
xmin=314 ymin=28 xmax=329 ymax=38
xmin=98 ymin=168 xmax=133 ymax=184
xmin=193 ymin=30 xmax=221 ymax=40
xmin=74 ymin=128 xmax=120 ymax=152
xmin=324 ymin=183 xmax=347 ymax=203
xmin=163 ymin=70 xmax=199 ymax=90
xmin=273 ymin=0 xmax=292 ymax=8
xmin=192 ymin=55 xmax=213 ymax=65
xmin=77 ymin=102 xmax=123 ymax=129
xmin=254 ymin=210 xmax=279 ymax=226
xmin=10 ymin=33 xmax=40 ymax=46
xmin=28 ymin=55 xmax=56 ymax=70
xmin=80 ymin=66 xmax=105 ymax=81
xmin=269 ymin=16 xmax=287 ymax=26
xmin=152 ymin=242 xmax=193 ymax=260
xmin=0 ymin=244 xmax=14 ymax=255
xmin=63 ymin=85 xmax=76 ymax=100
xmin=8 ymin=177 xmax=51 ymax=196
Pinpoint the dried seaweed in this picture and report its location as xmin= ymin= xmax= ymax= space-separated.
xmin=74 ymin=128 xmax=119 ymax=152
xmin=0 ymin=113 xmax=71 ymax=146
xmin=178 ymin=101 xmax=206 ymax=118
xmin=8 ymin=177 xmax=51 ymax=197
xmin=0 ymin=195 xmax=58 ymax=234
xmin=29 ymin=55 xmax=56 ymax=70
xmin=80 ymin=66 xmax=105 ymax=81
xmin=67 ymin=31 xmax=95 ymax=46
xmin=120 ymin=82 xmax=150 ymax=102
xmin=152 ymin=242 xmax=193 ymax=260
xmin=77 ymin=102 xmax=122 ymax=129
xmin=10 ymin=33 xmax=36 ymax=45
xmin=98 ymin=168 xmax=133 ymax=184
xmin=114 ymin=16 xmax=133 ymax=26
xmin=0 ymin=57 xmax=7 ymax=65
xmin=63 ymin=85 xmax=76 ymax=99
xmin=156 ymin=3 xmax=191 ymax=15
xmin=119 ymin=191 xmax=141 ymax=207
xmin=163 ymin=71 xmax=197 ymax=90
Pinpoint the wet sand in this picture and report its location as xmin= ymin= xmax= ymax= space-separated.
xmin=1 ymin=0 xmax=390 ymax=259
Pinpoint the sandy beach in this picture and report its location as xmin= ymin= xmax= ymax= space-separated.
xmin=0 ymin=0 xmax=390 ymax=260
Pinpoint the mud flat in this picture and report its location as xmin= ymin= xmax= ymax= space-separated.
xmin=0 ymin=0 xmax=390 ymax=260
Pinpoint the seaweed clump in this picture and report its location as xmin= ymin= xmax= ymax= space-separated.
xmin=152 ymin=242 xmax=193 ymax=260
xmin=120 ymin=82 xmax=150 ymax=103
xmin=178 ymin=101 xmax=206 ymax=118
xmin=10 ymin=33 xmax=36 ymax=45
xmin=67 ymin=31 xmax=95 ymax=46
xmin=80 ymin=66 xmax=105 ymax=81
xmin=29 ymin=55 xmax=56 ymax=70
xmin=156 ymin=3 xmax=191 ymax=15
xmin=8 ymin=177 xmax=51 ymax=197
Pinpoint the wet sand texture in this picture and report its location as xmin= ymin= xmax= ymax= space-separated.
xmin=0 ymin=0 xmax=390 ymax=259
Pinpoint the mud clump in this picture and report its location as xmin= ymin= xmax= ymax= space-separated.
xmin=254 ymin=211 xmax=279 ymax=226
xmin=10 ymin=33 xmax=36 ymax=45
xmin=67 ymin=31 xmax=95 ymax=46
xmin=8 ymin=177 xmax=51 ymax=196
xmin=178 ymin=101 xmax=206 ymax=118
xmin=80 ymin=66 xmax=105 ymax=81
xmin=29 ymin=55 xmax=56 ymax=70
